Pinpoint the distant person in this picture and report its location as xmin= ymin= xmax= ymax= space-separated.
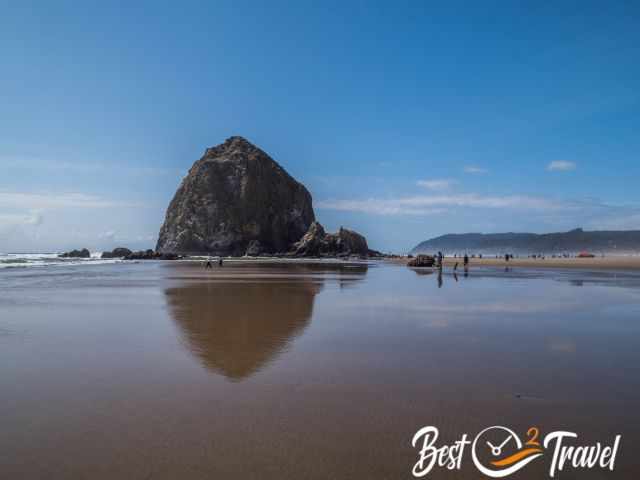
xmin=505 ymin=254 xmax=509 ymax=262
xmin=205 ymin=259 xmax=213 ymax=269
xmin=218 ymin=257 xmax=223 ymax=267
xmin=463 ymin=254 xmax=469 ymax=267
xmin=453 ymin=262 xmax=458 ymax=272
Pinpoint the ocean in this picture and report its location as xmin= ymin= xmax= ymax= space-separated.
xmin=0 ymin=252 xmax=121 ymax=269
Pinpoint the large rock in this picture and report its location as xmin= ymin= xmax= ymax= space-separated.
xmin=290 ymin=221 xmax=369 ymax=257
xmin=59 ymin=248 xmax=91 ymax=258
xmin=156 ymin=136 xmax=315 ymax=256
xmin=101 ymin=247 xmax=132 ymax=259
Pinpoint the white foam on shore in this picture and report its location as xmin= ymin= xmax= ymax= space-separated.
xmin=0 ymin=252 xmax=121 ymax=269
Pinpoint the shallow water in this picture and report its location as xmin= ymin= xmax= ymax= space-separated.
xmin=1 ymin=261 xmax=639 ymax=478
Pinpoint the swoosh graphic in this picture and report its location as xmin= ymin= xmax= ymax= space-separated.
xmin=491 ymin=447 xmax=543 ymax=467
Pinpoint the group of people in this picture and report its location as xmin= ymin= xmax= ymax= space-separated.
xmin=435 ymin=251 xmax=470 ymax=272
xmin=204 ymin=257 xmax=223 ymax=269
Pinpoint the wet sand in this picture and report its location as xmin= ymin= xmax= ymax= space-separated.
xmin=1 ymin=261 xmax=640 ymax=478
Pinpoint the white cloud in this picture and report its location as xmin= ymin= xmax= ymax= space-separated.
xmin=0 ymin=210 xmax=44 ymax=227
xmin=464 ymin=166 xmax=488 ymax=174
xmin=547 ymin=160 xmax=576 ymax=171
xmin=417 ymin=179 xmax=455 ymax=191
xmin=0 ymin=191 xmax=135 ymax=210
xmin=317 ymin=193 xmax=563 ymax=216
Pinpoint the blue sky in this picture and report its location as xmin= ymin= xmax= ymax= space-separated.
xmin=1 ymin=1 xmax=640 ymax=253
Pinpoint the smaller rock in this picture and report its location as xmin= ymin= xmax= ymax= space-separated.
xmin=289 ymin=222 xmax=370 ymax=257
xmin=59 ymin=248 xmax=91 ymax=258
xmin=101 ymin=247 xmax=132 ymax=259
xmin=408 ymin=255 xmax=435 ymax=267
xmin=290 ymin=222 xmax=327 ymax=256
xmin=124 ymin=249 xmax=155 ymax=260
xmin=123 ymin=249 xmax=182 ymax=260
xmin=159 ymin=252 xmax=180 ymax=260
xmin=336 ymin=227 xmax=368 ymax=255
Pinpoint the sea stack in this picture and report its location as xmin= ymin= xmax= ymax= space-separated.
xmin=156 ymin=136 xmax=315 ymax=256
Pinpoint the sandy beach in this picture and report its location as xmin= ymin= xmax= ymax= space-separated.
xmin=2 ymin=260 xmax=640 ymax=479
xmin=409 ymin=255 xmax=640 ymax=270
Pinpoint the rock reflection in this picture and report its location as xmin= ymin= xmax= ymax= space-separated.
xmin=164 ymin=263 xmax=368 ymax=380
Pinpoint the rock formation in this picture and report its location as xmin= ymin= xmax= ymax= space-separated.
xmin=101 ymin=247 xmax=132 ymax=259
xmin=289 ymin=221 xmax=369 ymax=257
xmin=58 ymin=248 xmax=91 ymax=258
xmin=156 ymin=136 xmax=315 ymax=256
xmin=407 ymin=254 xmax=436 ymax=267
xmin=124 ymin=249 xmax=181 ymax=260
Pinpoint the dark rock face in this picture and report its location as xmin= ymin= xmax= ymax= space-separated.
xmin=337 ymin=227 xmax=369 ymax=256
xmin=101 ymin=247 xmax=132 ymax=259
xmin=156 ymin=136 xmax=315 ymax=256
xmin=59 ymin=248 xmax=90 ymax=258
xmin=290 ymin=221 xmax=369 ymax=257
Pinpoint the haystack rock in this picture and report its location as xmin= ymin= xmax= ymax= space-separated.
xmin=156 ymin=136 xmax=315 ymax=256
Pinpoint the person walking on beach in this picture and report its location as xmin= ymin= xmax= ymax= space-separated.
xmin=205 ymin=259 xmax=213 ymax=269
xmin=463 ymin=254 xmax=469 ymax=268
xmin=218 ymin=257 xmax=223 ymax=267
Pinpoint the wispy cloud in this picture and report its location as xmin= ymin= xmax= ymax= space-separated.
xmin=547 ymin=160 xmax=576 ymax=171
xmin=99 ymin=230 xmax=117 ymax=241
xmin=463 ymin=166 xmax=488 ymax=174
xmin=0 ymin=191 xmax=135 ymax=210
xmin=317 ymin=193 xmax=562 ymax=216
xmin=417 ymin=179 xmax=456 ymax=191
xmin=1 ymin=155 xmax=180 ymax=177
